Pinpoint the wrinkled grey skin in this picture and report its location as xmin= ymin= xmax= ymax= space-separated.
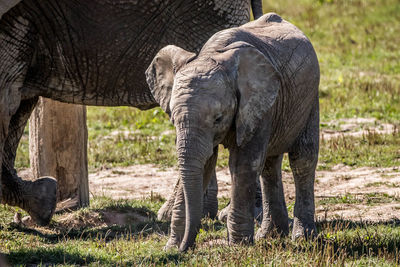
xmin=146 ymin=13 xmax=320 ymax=251
xmin=158 ymin=171 xmax=263 ymax=224
xmin=0 ymin=0 xmax=262 ymax=226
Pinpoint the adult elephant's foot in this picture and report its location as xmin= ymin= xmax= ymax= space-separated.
xmin=227 ymin=227 xmax=254 ymax=246
xmin=291 ymin=217 xmax=317 ymax=240
xmin=23 ymin=177 xmax=58 ymax=226
xmin=2 ymin=166 xmax=58 ymax=226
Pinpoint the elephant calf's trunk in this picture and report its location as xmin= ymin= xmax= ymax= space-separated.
xmin=179 ymin=167 xmax=204 ymax=252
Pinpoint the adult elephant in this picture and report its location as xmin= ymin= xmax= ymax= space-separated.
xmin=0 ymin=0 xmax=263 ymax=225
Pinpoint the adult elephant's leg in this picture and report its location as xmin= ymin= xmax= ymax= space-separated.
xmin=0 ymin=112 xmax=11 ymax=202
xmin=1 ymin=98 xmax=57 ymax=226
xmin=289 ymin=102 xmax=319 ymax=240
xmin=255 ymin=154 xmax=289 ymax=240
xmin=0 ymin=4 xmax=43 ymax=213
xmin=1 ymin=99 xmax=37 ymax=206
xmin=165 ymin=147 xmax=218 ymax=249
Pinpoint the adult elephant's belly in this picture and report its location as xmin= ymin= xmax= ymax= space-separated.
xmin=19 ymin=0 xmax=251 ymax=109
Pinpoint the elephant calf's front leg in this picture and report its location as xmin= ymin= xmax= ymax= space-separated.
xmin=227 ymin=146 xmax=262 ymax=245
xmin=227 ymin=168 xmax=258 ymax=245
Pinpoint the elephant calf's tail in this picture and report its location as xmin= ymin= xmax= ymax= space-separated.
xmin=251 ymin=0 xmax=263 ymax=19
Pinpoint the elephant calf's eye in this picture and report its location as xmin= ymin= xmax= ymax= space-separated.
xmin=214 ymin=115 xmax=223 ymax=124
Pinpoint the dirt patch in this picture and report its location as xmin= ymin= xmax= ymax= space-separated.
xmin=89 ymin=164 xmax=400 ymax=222
xmin=88 ymin=165 xmax=233 ymax=200
xmin=280 ymin=164 xmax=400 ymax=221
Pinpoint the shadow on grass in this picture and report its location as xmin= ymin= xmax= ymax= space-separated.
xmin=6 ymin=248 xmax=104 ymax=266
xmin=9 ymin=205 xmax=170 ymax=244
xmin=316 ymin=218 xmax=400 ymax=230
xmin=6 ymin=247 xmax=185 ymax=266
xmin=313 ymin=219 xmax=400 ymax=262
xmin=7 ymin=217 xmax=400 ymax=265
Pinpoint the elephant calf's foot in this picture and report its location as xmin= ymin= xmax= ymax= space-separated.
xmin=24 ymin=177 xmax=57 ymax=226
xmin=164 ymin=232 xmax=184 ymax=251
xmin=291 ymin=218 xmax=317 ymax=240
xmin=227 ymin=218 xmax=254 ymax=246
xmin=218 ymin=204 xmax=229 ymax=223
xmin=255 ymin=218 xmax=289 ymax=241
xmin=228 ymin=232 xmax=254 ymax=246
xmin=219 ymin=203 xmax=262 ymax=224
xmin=158 ymin=200 xmax=173 ymax=221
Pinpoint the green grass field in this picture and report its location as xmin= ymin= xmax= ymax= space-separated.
xmin=3 ymin=0 xmax=400 ymax=265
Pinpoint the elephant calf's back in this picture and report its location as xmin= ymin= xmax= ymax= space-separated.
xmin=246 ymin=13 xmax=320 ymax=154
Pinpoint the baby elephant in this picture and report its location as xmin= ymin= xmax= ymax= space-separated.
xmin=146 ymin=13 xmax=320 ymax=251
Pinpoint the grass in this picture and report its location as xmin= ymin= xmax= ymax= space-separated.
xmin=318 ymin=192 xmax=400 ymax=206
xmin=86 ymin=107 xmax=176 ymax=171
xmin=269 ymin=0 xmax=400 ymax=123
xmin=1 ymin=197 xmax=400 ymax=266
xmin=318 ymin=128 xmax=400 ymax=170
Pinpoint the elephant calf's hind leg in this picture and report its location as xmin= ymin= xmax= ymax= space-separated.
xmin=288 ymin=103 xmax=319 ymax=240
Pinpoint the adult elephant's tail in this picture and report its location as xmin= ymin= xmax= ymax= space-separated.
xmin=251 ymin=0 xmax=263 ymax=19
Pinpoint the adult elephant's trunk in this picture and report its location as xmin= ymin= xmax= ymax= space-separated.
xmin=176 ymin=127 xmax=212 ymax=252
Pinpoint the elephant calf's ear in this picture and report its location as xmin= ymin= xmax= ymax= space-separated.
xmin=145 ymin=45 xmax=196 ymax=116
xmin=228 ymin=43 xmax=282 ymax=147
